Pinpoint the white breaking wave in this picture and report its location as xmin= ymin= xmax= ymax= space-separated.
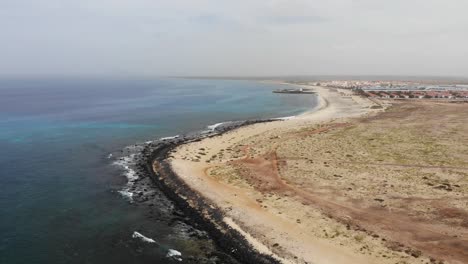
xmin=207 ymin=122 xmax=225 ymax=131
xmin=166 ymin=249 xmax=182 ymax=261
xmin=118 ymin=189 xmax=134 ymax=200
xmin=274 ymin=115 xmax=296 ymax=120
xmin=107 ymin=153 xmax=113 ymax=159
xmin=113 ymin=154 xmax=138 ymax=183
xmin=132 ymin=232 xmax=182 ymax=261
xmin=113 ymin=154 xmax=138 ymax=201
xmin=132 ymin=231 xmax=156 ymax=243
xmin=203 ymin=121 xmax=233 ymax=134
xmin=160 ymin=135 xmax=180 ymax=141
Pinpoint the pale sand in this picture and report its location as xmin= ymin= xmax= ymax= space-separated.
xmin=168 ymin=85 xmax=386 ymax=263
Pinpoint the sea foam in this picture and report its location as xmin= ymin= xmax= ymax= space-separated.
xmin=132 ymin=231 xmax=156 ymax=243
xmin=118 ymin=189 xmax=134 ymax=200
xmin=166 ymin=249 xmax=182 ymax=261
xmin=274 ymin=115 xmax=296 ymax=120
xmin=113 ymin=154 xmax=138 ymax=201
xmin=207 ymin=122 xmax=225 ymax=131
xmin=203 ymin=121 xmax=233 ymax=134
xmin=160 ymin=135 xmax=180 ymax=141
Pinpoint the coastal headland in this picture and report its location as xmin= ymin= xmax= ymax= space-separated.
xmin=148 ymin=85 xmax=468 ymax=264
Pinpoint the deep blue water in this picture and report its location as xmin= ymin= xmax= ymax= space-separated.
xmin=0 ymin=78 xmax=318 ymax=264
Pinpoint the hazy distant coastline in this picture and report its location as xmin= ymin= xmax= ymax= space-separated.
xmin=172 ymin=75 xmax=468 ymax=84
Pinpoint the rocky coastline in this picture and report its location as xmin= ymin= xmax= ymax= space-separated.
xmin=134 ymin=119 xmax=283 ymax=264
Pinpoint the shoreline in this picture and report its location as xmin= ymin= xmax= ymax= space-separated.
xmin=166 ymin=87 xmax=378 ymax=263
xmin=139 ymin=84 xmax=381 ymax=263
xmin=139 ymin=119 xmax=287 ymax=263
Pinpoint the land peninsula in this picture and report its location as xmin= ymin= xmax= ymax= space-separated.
xmin=153 ymin=85 xmax=468 ymax=264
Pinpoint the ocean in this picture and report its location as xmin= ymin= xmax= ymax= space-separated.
xmin=0 ymin=78 xmax=318 ymax=264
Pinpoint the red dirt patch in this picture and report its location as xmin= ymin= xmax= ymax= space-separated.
xmin=231 ymin=151 xmax=288 ymax=192
xmin=233 ymin=149 xmax=468 ymax=263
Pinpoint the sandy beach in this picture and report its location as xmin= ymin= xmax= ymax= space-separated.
xmin=164 ymin=85 xmax=468 ymax=264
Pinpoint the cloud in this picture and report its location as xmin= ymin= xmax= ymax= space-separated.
xmin=0 ymin=0 xmax=467 ymax=77
xmin=261 ymin=15 xmax=326 ymax=25
xmin=190 ymin=14 xmax=224 ymax=24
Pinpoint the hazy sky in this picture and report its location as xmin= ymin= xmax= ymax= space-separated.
xmin=1 ymin=0 xmax=467 ymax=77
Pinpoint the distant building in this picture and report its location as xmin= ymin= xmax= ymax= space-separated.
xmin=380 ymin=92 xmax=390 ymax=98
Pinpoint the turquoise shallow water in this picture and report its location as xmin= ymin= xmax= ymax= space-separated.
xmin=0 ymin=78 xmax=318 ymax=263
